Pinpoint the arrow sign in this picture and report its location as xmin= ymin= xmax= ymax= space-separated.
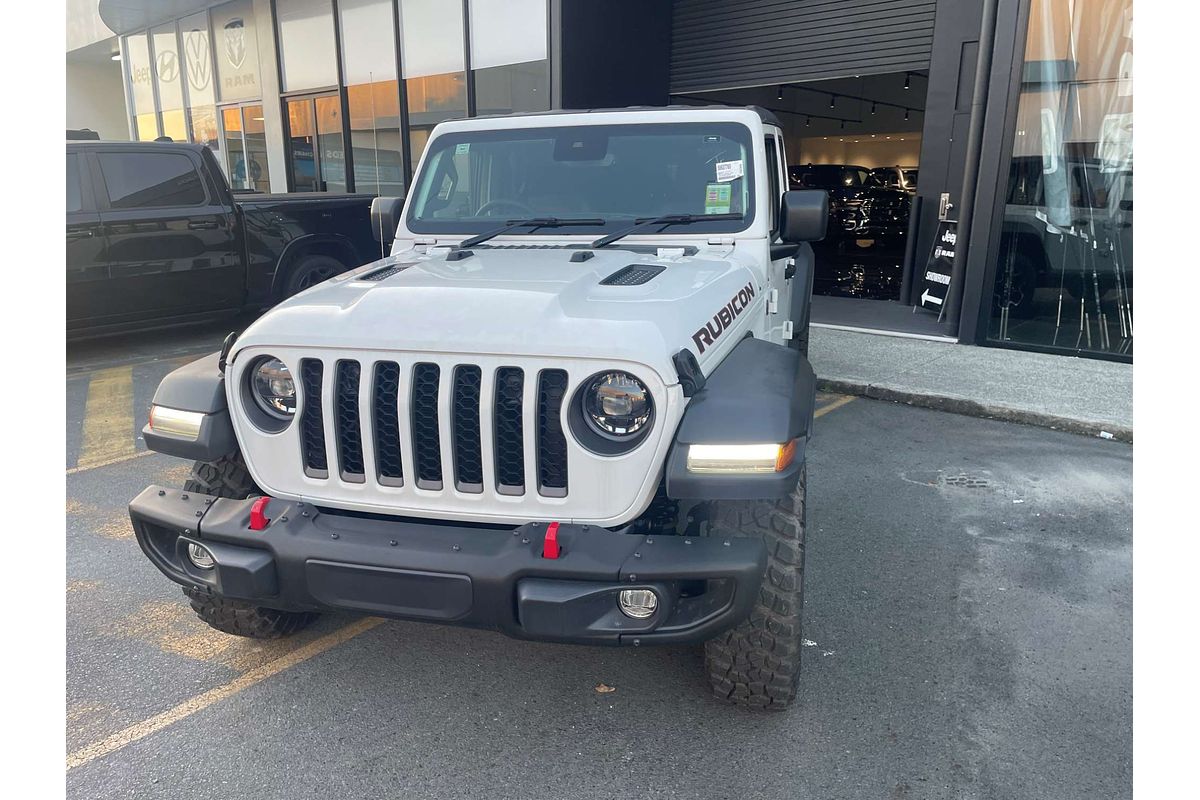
xmin=917 ymin=219 xmax=957 ymax=313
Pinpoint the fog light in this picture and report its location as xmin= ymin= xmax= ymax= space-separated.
xmin=187 ymin=542 xmax=215 ymax=570
xmin=618 ymin=589 xmax=658 ymax=619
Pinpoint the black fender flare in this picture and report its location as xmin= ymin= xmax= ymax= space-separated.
xmin=142 ymin=353 xmax=239 ymax=462
xmin=665 ymin=337 xmax=816 ymax=501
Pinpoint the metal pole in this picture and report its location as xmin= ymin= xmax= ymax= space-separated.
xmin=898 ymin=194 xmax=923 ymax=306
xmin=941 ymin=0 xmax=1001 ymax=336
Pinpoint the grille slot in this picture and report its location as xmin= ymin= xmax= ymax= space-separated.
xmin=411 ymin=363 xmax=443 ymax=489
xmin=372 ymin=361 xmax=403 ymax=486
xmin=536 ymin=370 xmax=569 ymax=496
xmin=452 ymin=366 xmax=483 ymax=493
xmin=300 ymin=359 xmax=328 ymax=477
xmin=334 ymin=361 xmax=365 ymax=482
xmin=599 ymin=264 xmax=665 ymax=286
xmin=493 ymin=367 xmax=525 ymax=494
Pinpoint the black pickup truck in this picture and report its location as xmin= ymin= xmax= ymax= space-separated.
xmin=67 ymin=141 xmax=380 ymax=336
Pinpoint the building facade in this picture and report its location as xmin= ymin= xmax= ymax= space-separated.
xmin=69 ymin=0 xmax=1132 ymax=362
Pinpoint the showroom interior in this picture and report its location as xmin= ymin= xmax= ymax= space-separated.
xmin=75 ymin=0 xmax=1132 ymax=361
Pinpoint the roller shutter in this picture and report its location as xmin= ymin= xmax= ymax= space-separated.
xmin=671 ymin=0 xmax=937 ymax=93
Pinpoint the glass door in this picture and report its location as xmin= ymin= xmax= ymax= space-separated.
xmin=315 ymin=95 xmax=347 ymax=193
xmin=286 ymin=94 xmax=347 ymax=192
xmin=220 ymin=104 xmax=272 ymax=193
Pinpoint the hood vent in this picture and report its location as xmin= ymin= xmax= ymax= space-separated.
xmin=361 ymin=263 xmax=412 ymax=282
xmin=599 ymin=264 xmax=666 ymax=286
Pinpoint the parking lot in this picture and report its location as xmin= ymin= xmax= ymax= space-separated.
xmin=66 ymin=323 xmax=1131 ymax=800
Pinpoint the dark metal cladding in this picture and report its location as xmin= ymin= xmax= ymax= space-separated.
xmin=334 ymin=361 xmax=365 ymax=479
xmin=453 ymin=366 xmax=484 ymax=491
xmin=300 ymin=360 xmax=328 ymax=475
xmin=372 ymin=361 xmax=403 ymax=483
xmin=536 ymin=370 xmax=570 ymax=495
xmin=493 ymin=367 xmax=525 ymax=491
xmin=411 ymin=363 xmax=443 ymax=487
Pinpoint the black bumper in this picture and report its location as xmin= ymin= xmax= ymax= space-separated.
xmin=129 ymin=486 xmax=766 ymax=646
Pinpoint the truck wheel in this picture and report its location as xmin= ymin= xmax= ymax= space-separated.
xmin=181 ymin=453 xmax=320 ymax=638
xmin=703 ymin=466 xmax=807 ymax=710
xmin=283 ymin=253 xmax=345 ymax=298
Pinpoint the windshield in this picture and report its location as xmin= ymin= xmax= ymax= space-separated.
xmin=791 ymin=165 xmax=869 ymax=189
xmin=406 ymin=122 xmax=756 ymax=237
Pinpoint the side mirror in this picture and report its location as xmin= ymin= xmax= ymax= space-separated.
xmin=370 ymin=196 xmax=405 ymax=246
xmin=779 ymin=190 xmax=829 ymax=243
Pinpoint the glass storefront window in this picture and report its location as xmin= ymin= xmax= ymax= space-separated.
xmin=152 ymin=23 xmax=187 ymax=141
xmin=181 ymin=12 xmax=220 ymax=154
xmin=340 ymin=0 xmax=405 ymax=194
xmin=124 ymin=32 xmax=158 ymax=141
xmin=469 ymin=0 xmax=549 ymax=116
xmin=987 ymin=0 xmax=1133 ymax=358
xmin=399 ymin=0 xmax=466 ymax=164
xmin=286 ymin=96 xmax=344 ymax=192
xmin=277 ymin=0 xmax=338 ymax=92
xmin=212 ymin=0 xmax=264 ymax=103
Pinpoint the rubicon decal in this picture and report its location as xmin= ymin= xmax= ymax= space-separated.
xmin=691 ymin=282 xmax=757 ymax=354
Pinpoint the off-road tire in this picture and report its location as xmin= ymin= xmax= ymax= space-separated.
xmin=183 ymin=587 xmax=318 ymax=639
xmin=703 ymin=466 xmax=807 ymax=710
xmin=183 ymin=452 xmax=259 ymax=499
xmin=181 ymin=453 xmax=319 ymax=638
xmin=282 ymin=253 xmax=345 ymax=298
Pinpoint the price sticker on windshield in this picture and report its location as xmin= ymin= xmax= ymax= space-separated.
xmin=705 ymin=183 xmax=732 ymax=214
xmin=715 ymin=160 xmax=744 ymax=183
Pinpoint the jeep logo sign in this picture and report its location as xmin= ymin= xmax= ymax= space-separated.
xmin=691 ymin=282 xmax=756 ymax=354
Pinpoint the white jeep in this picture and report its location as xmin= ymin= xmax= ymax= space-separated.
xmin=130 ymin=106 xmax=829 ymax=710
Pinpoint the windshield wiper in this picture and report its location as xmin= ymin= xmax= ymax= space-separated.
xmin=459 ymin=217 xmax=606 ymax=249
xmin=591 ymin=212 xmax=745 ymax=249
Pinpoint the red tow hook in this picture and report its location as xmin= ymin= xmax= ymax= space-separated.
xmin=542 ymin=521 xmax=561 ymax=559
xmin=249 ymin=496 xmax=272 ymax=531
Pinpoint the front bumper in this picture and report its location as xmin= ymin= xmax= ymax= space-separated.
xmin=129 ymin=486 xmax=766 ymax=646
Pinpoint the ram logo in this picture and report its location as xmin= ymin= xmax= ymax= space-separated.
xmin=691 ymin=282 xmax=756 ymax=354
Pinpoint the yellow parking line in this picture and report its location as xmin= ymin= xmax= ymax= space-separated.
xmin=814 ymin=395 xmax=856 ymax=418
xmin=66 ymin=616 xmax=386 ymax=771
xmin=77 ymin=366 xmax=137 ymax=469
xmin=66 ymin=450 xmax=155 ymax=476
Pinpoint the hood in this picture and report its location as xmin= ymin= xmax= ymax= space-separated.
xmin=233 ymin=245 xmax=763 ymax=382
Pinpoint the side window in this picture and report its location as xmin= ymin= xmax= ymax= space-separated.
xmin=67 ymin=153 xmax=83 ymax=213
xmin=764 ymin=136 xmax=780 ymax=236
xmin=97 ymin=152 xmax=207 ymax=210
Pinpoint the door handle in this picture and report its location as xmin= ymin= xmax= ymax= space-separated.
xmin=188 ymin=220 xmax=220 ymax=230
xmin=66 ymin=229 xmax=95 ymax=240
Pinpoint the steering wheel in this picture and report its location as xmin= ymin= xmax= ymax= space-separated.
xmin=476 ymin=198 xmax=534 ymax=217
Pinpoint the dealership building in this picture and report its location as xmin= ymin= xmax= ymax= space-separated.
xmin=67 ymin=0 xmax=1132 ymax=361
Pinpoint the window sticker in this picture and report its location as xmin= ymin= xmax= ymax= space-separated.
xmin=715 ymin=160 xmax=744 ymax=182
xmin=454 ymin=142 xmax=470 ymax=155
xmin=704 ymin=182 xmax=732 ymax=214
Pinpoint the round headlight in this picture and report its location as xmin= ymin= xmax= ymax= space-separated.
xmin=582 ymin=372 xmax=652 ymax=436
xmin=251 ymin=357 xmax=296 ymax=419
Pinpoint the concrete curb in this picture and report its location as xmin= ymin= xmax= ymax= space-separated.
xmin=817 ymin=377 xmax=1133 ymax=443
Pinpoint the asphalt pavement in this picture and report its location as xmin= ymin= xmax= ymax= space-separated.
xmin=66 ymin=323 xmax=1131 ymax=799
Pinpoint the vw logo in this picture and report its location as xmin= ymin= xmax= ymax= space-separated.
xmin=185 ymin=29 xmax=211 ymax=92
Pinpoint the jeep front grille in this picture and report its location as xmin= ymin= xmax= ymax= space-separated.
xmin=298 ymin=358 xmax=570 ymax=498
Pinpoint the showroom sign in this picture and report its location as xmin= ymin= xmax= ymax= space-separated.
xmin=919 ymin=219 xmax=957 ymax=312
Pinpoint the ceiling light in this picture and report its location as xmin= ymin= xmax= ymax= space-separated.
xmin=806 ymin=116 xmax=811 ymax=126
xmin=829 ymin=94 xmax=836 ymax=109
xmin=110 ymin=52 xmax=121 ymax=61
xmin=904 ymin=109 xmax=910 ymax=120
xmin=777 ymin=85 xmax=784 ymax=100
xmin=871 ymin=102 xmax=877 ymax=115
xmin=904 ymin=73 xmax=911 ymax=90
